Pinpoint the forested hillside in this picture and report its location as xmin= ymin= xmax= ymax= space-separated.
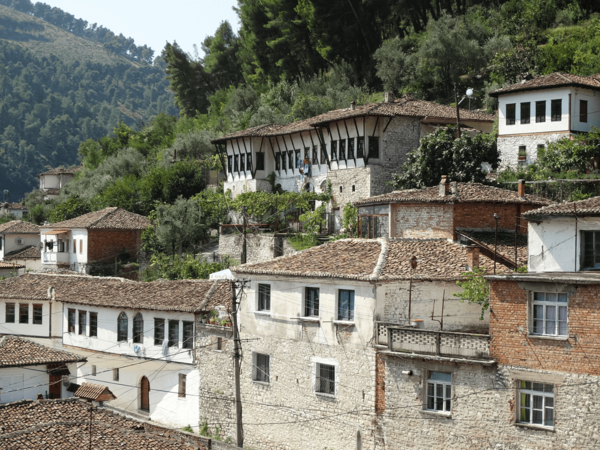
xmin=0 ymin=4 xmax=177 ymax=199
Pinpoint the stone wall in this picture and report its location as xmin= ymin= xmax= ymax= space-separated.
xmin=378 ymin=357 xmax=600 ymax=449
xmin=391 ymin=203 xmax=454 ymax=239
xmin=498 ymin=133 xmax=567 ymax=168
xmin=218 ymin=233 xmax=297 ymax=264
xmin=226 ymin=179 xmax=272 ymax=198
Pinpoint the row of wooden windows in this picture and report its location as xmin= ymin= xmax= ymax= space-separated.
xmin=67 ymin=309 xmax=98 ymax=336
xmin=506 ymin=99 xmax=587 ymax=125
xmin=5 ymin=303 xmax=43 ymax=325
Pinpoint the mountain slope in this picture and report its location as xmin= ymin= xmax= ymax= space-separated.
xmin=0 ymin=5 xmax=178 ymax=200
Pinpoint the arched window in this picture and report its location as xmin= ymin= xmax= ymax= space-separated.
xmin=133 ymin=313 xmax=143 ymax=344
xmin=117 ymin=312 xmax=128 ymax=342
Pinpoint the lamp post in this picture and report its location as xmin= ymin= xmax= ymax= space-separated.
xmin=493 ymin=213 xmax=501 ymax=274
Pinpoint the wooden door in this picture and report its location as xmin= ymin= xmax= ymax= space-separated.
xmin=49 ymin=375 xmax=61 ymax=399
xmin=140 ymin=376 xmax=150 ymax=411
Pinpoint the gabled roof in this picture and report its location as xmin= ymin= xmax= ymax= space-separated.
xmin=522 ymin=195 xmax=600 ymax=217
xmin=74 ymin=383 xmax=117 ymax=401
xmin=0 ymin=336 xmax=86 ymax=368
xmin=38 ymin=166 xmax=81 ymax=177
xmin=0 ymin=273 xmax=232 ymax=313
xmin=354 ymin=183 xmax=552 ymax=206
xmin=1 ymin=203 xmax=28 ymax=211
xmin=232 ymin=238 xmax=512 ymax=281
xmin=3 ymin=245 xmax=41 ymax=261
xmin=46 ymin=207 xmax=150 ymax=230
xmin=489 ymin=72 xmax=600 ymax=97
xmin=0 ymin=261 xmax=25 ymax=269
xmin=211 ymin=96 xmax=495 ymax=143
xmin=0 ymin=220 xmax=40 ymax=234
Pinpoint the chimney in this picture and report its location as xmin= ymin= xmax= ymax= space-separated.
xmin=466 ymin=246 xmax=480 ymax=271
xmin=439 ymin=175 xmax=449 ymax=197
xmin=350 ymin=101 xmax=356 ymax=111
xmin=384 ymin=91 xmax=395 ymax=103
xmin=518 ymin=179 xmax=525 ymax=197
xmin=47 ymin=286 xmax=55 ymax=300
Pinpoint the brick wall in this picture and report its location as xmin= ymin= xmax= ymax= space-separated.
xmin=453 ymin=203 xmax=538 ymax=234
xmin=490 ymin=280 xmax=600 ymax=375
xmin=392 ymin=203 xmax=453 ymax=239
xmin=87 ymin=229 xmax=142 ymax=264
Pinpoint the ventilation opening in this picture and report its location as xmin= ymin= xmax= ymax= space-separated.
xmin=340 ymin=186 xmax=343 ymax=193
xmin=352 ymin=185 xmax=356 ymax=192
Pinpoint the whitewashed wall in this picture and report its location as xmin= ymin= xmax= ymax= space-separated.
xmin=62 ymin=304 xmax=196 ymax=365
xmin=0 ymin=299 xmax=61 ymax=338
xmin=40 ymin=228 xmax=88 ymax=270
xmin=0 ymin=363 xmax=78 ymax=403
xmin=0 ymin=233 xmax=39 ymax=260
xmin=527 ymin=216 xmax=600 ymax=272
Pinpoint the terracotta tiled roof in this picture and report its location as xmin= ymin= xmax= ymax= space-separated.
xmin=522 ymin=196 xmax=600 ymax=217
xmin=38 ymin=166 xmax=81 ymax=176
xmin=3 ymin=245 xmax=41 ymax=261
xmin=457 ymin=230 xmax=528 ymax=268
xmin=0 ymin=261 xmax=24 ymax=269
xmin=0 ymin=273 xmax=232 ymax=313
xmin=354 ymin=182 xmax=552 ymax=206
xmin=0 ymin=399 xmax=204 ymax=449
xmin=233 ymin=238 xmax=512 ymax=281
xmin=489 ymin=72 xmax=600 ymax=97
xmin=47 ymin=207 xmax=150 ymax=230
xmin=74 ymin=383 xmax=116 ymax=401
xmin=1 ymin=202 xmax=28 ymax=211
xmin=0 ymin=336 xmax=86 ymax=368
xmin=0 ymin=220 xmax=40 ymax=234
xmin=211 ymin=97 xmax=494 ymax=143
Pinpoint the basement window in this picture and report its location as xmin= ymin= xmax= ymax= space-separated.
xmin=518 ymin=381 xmax=554 ymax=428
xmin=315 ymin=363 xmax=335 ymax=396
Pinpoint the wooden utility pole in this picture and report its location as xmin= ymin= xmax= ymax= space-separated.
xmin=230 ymin=280 xmax=243 ymax=447
xmin=241 ymin=207 xmax=247 ymax=264
xmin=455 ymin=83 xmax=462 ymax=138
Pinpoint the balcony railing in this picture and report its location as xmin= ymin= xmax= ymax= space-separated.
xmin=375 ymin=322 xmax=490 ymax=360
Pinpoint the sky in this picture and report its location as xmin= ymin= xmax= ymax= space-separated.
xmin=41 ymin=0 xmax=240 ymax=57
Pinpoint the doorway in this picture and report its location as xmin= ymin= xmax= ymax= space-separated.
xmin=140 ymin=376 xmax=150 ymax=412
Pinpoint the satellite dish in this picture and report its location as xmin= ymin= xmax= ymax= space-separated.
xmin=37 ymin=242 xmax=44 ymax=250
xmin=466 ymin=88 xmax=474 ymax=98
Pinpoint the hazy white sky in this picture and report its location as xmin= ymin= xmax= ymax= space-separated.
xmin=41 ymin=0 xmax=240 ymax=57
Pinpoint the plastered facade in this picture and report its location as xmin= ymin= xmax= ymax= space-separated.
xmin=0 ymin=363 xmax=78 ymax=404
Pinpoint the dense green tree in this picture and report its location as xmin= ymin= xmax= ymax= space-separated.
xmin=48 ymin=196 xmax=92 ymax=223
xmin=155 ymin=197 xmax=206 ymax=257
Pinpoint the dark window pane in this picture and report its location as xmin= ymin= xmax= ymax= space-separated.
xmin=275 ymin=153 xmax=280 ymax=170
xmin=168 ymin=320 xmax=179 ymax=347
xmin=581 ymin=100 xmax=588 ymax=123
xmin=321 ymin=146 xmax=327 ymax=164
xmin=33 ymin=305 xmax=43 ymax=325
xmin=313 ymin=146 xmax=318 ymax=164
xmin=256 ymin=153 xmax=265 ymax=171
xmin=133 ymin=313 xmax=143 ymax=344
xmin=255 ymin=353 xmax=270 ymax=382
xmin=240 ymin=153 xmax=245 ymax=171
xmin=506 ymin=103 xmax=516 ymax=125
xmin=288 ymin=151 xmax=294 ymax=169
xmin=338 ymin=290 xmax=355 ymax=320
xmin=234 ymin=154 xmax=239 ymax=172
xmin=154 ymin=319 xmax=165 ymax=346
xmin=6 ymin=303 xmax=15 ymax=323
xmin=90 ymin=313 xmax=98 ymax=337
xmin=182 ymin=321 xmax=194 ymax=349
xmin=68 ymin=309 xmax=76 ymax=333
xmin=368 ymin=136 xmax=379 ymax=159
xmin=536 ymin=101 xmax=546 ymax=123
xmin=357 ymin=137 xmax=365 ymax=158
xmin=281 ymin=152 xmax=286 ymax=169
xmin=258 ymin=284 xmax=271 ymax=311
xmin=520 ymin=103 xmax=530 ymax=124
xmin=339 ymin=140 xmax=346 ymax=160
xmin=584 ymin=231 xmax=594 ymax=268
xmin=247 ymin=153 xmax=252 ymax=172
xmin=19 ymin=304 xmax=28 ymax=324
xmin=348 ymin=139 xmax=355 ymax=159
xmin=305 ymin=287 xmax=320 ymax=317
xmin=227 ymin=156 xmax=232 ymax=173
xmin=551 ymin=99 xmax=562 ymax=121
xmin=331 ymin=141 xmax=337 ymax=161
xmin=78 ymin=311 xmax=86 ymax=335
xmin=117 ymin=312 xmax=128 ymax=342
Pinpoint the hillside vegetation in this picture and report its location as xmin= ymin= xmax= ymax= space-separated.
xmin=0 ymin=4 xmax=177 ymax=200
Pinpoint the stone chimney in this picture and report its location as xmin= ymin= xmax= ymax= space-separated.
xmin=439 ymin=175 xmax=449 ymax=197
xmin=350 ymin=101 xmax=356 ymax=111
xmin=518 ymin=179 xmax=525 ymax=197
xmin=466 ymin=246 xmax=480 ymax=271
xmin=47 ymin=286 xmax=55 ymax=300
xmin=384 ymin=91 xmax=395 ymax=103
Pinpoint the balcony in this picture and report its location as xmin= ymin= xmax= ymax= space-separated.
xmin=375 ymin=322 xmax=493 ymax=363
xmin=42 ymin=252 xmax=70 ymax=264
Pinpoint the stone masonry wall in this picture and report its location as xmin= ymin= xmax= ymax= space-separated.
xmin=391 ymin=203 xmax=454 ymax=239
xmin=490 ymin=280 xmax=600 ymax=375
xmin=498 ymin=133 xmax=567 ymax=169
xmin=378 ymin=356 xmax=600 ymax=449
xmin=218 ymin=233 xmax=297 ymax=264
xmin=87 ymin=229 xmax=142 ymax=263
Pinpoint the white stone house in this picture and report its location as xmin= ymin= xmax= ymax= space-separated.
xmin=0 ymin=220 xmax=41 ymax=272
xmin=38 ymin=166 xmax=80 ymax=199
xmin=0 ymin=336 xmax=86 ymax=402
xmin=39 ymin=207 xmax=149 ymax=274
xmin=213 ymin=94 xmax=494 ymax=231
xmin=0 ymin=202 xmax=28 ymax=219
xmin=0 ymin=273 xmax=232 ymax=432
xmin=193 ymin=238 xmax=513 ymax=450
xmin=489 ymin=72 xmax=600 ymax=168
xmin=522 ymin=195 xmax=600 ymax=272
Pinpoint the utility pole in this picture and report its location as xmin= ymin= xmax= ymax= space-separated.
xmin=230 ymin=280 xmax=243 ymax=448
xmin=454 ymin=83 xmax=462 ymax=139
xmin=241 ymin=207 xmax=247 ymax=265
xmin=493 ymin=213 xmax=500 ymax=275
